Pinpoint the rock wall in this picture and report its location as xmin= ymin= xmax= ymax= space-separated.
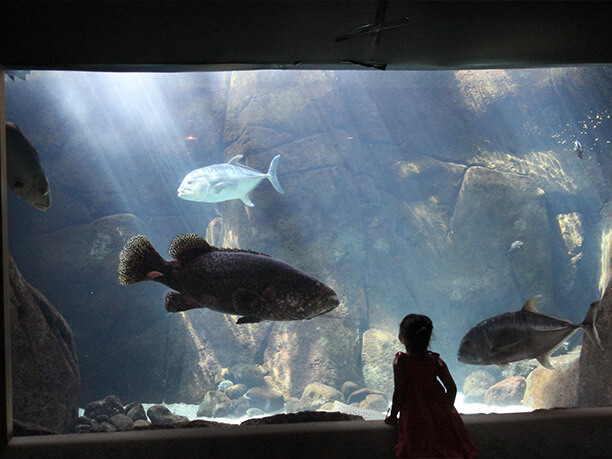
xmin=9 ymin=255 xmax=80 ymax=433
xmin=578 ymin=279 xmax=612 ymax=406
xmin=5 ymin=68 xmax=612 ymax=406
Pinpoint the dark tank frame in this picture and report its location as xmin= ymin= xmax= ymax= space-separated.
xmin=2 ymin=1 xmax=612 ymax=457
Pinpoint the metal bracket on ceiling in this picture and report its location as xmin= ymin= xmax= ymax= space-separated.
xmin=335 ymin=0 xmax=410 ymax=45
xmin=335 ymin=0 xmax=409 ymax=70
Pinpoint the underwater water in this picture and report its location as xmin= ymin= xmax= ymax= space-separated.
xmin=4 ymin=67 xmax=612 ymax=433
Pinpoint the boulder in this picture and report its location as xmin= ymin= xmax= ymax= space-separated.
xmin=230 ymin=363 xmax=269 ymax=388
xmin=484 ymin=377 xmax=526 ymax=406
xmin=462 ymin=370 xmax=496 ymax=403
xmin=197 ymin=390 xmax=233 ymax=418
xmin=524 ymin=354 xmax=580 ymax=409
xmin=109 ymin=414 xmax=134 ymax=430
xmin=9 ymin=255 xmax=80 ymax=433
xmin=232 ymin=397 xmax=249 ymax=417
xmin=341 ymin=381 xmax=360 ymax=400
xmin=347 ymin=388 xmax=388 ymax=405
xmin=146 ymin=405 xmax=189 ymax=425
xmin=125 ymin=402 xmax=147 ymax=422
xmin=225 ymin=384 xmax=248 ymax=400
xmin=578 ymin=279 xmax=612 ymax=406
xmin=299 ymin=383 xmax=344 ymax=410
xmin=359 ymin=394 xmax=389 ymax=412
xmin=244 ymin=386 xmax=285 ymax=413
xmin=84 ymin=395 xmax=124 ymax=420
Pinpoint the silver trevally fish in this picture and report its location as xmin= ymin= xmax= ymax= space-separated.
xmin=457 ymin=296 xmax=602 ymax=369
xmin=5 ymin=121 xmax=51 ymax=211
xmin=177 ymin=154 xmax=284 ymax=207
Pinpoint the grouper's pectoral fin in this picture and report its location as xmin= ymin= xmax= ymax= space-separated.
xmin=165 ymin=292 xmax=201 ymax=313
xmin=232 ymin=288 xmax=266 ymax=323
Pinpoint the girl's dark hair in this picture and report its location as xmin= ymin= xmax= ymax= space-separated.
xmin=399 ymin=314 xmax=433 ymax=354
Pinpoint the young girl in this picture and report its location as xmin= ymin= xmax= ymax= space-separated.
xmin=385 ymin=314 xmax=478 ymax=459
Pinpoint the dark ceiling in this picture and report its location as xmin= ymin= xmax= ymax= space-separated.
xmin=1 ymin=1 xmax=612 ymax=71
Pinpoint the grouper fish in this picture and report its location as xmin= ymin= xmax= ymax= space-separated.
xmin=118 ymin=234 xmax=339 ymax=324
xmin=5 ymin=121 xmax=51 ymax=211
xmin=457 ymin=296 xmax=602 ymax=369
xmin=177 ymin=154 xmax=284 ymax=207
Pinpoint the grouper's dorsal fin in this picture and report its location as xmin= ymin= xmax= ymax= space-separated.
xmin=522 ymin=295 xmax=542 ymax=313
xmin=218 ymin=247 xmax=271 ymax=257
xmin=227 ymin=155 xmax=244 ymax=165
xmin=168 ymin=234 xmax=216 ymax=261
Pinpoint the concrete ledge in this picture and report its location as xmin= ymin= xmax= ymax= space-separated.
xmin=3 ymin=407 xmax=612 ymax=458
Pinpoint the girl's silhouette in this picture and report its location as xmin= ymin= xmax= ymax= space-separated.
xmin=385 ymin=314 xmax=478 ymax=458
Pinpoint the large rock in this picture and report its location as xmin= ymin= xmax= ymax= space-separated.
xmin=83 ymin=311 xmax=222 ymax=405
xmin=299 ymin=383 xmax=345 ymax=410
xmin=9 ymin=255 xmax=80 ymax=433
xmin=263 ymin=320 xmax=361 ymax=399
xmin=197 ymin=390 xmax=233 ymax=418
xmin=450 ymin=166 xmax=553 ymax=307
xmin=361 ymin=328 xmax=400 ymax=396
xmin=578 ymin=278 xmax=612 ymax=406
xmin=524 ymin=354 xmax=580 ymax=409
xmin=462 ymin=370 xmax=496 ymax=404
xmin=484 ymin=377 xmax=526 ymax=406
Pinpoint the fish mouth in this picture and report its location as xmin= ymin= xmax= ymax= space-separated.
xmin=320 ymin=294 xmax=340 ymax=314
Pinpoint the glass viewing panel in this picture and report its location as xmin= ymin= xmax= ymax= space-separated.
xmin=4 ymin=68 xmax=612 ymax=434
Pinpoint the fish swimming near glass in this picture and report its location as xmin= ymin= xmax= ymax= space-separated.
xmin=118 ymin=234 xmax=339 ymax=324
xmin=457 ymin=296 xmax=602 ymax=369
xmin=5 ymin=121 xmax=51 ymax=211
xmin=574 ymin=140 xmax=583 ymax=159
xmin=177 ymin=154 xmax=284 ymax=207
xmin=507 ymin=240 xmax=524 ymax=254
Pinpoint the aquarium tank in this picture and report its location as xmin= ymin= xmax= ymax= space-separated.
xmin=3 ymin=67 xmax=612 ymax=434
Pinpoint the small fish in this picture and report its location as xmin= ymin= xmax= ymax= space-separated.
xmin=118 ymin=234 xmax=339 ymax=324
xmin=177 ymin=155 xmax=284 ymax=207
xmin=507 ymin=240 xmax=524 ymax=254
xmin=5 ymin=122 xmax=51 ymax=211
xmin=574 ymin=140 xmax=583 ymax=159
xmin=457 ymin=296 xmax=602 ymax=369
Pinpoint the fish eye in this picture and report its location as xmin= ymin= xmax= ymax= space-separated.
xmin=462 ymin=340 xmax=472 ymax=348
xmin=13 ymin=181 xmax=25 ymax=189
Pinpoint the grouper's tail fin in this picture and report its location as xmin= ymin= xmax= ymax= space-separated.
xmin=266 ymin=155 xmax=285 ymax=194
xmin=581 ymin=301 xmax=603 ymax=351
xmin=118 ymin=235 xmax=165 ymax=285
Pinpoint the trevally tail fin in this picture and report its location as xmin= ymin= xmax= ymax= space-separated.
xmin=118 ymin=235 xmax=166 ymax=285
xmin=581 ymin=301 xmax=603 ymax=351
xmin=266 ymin=155 xmax=285 ymax=194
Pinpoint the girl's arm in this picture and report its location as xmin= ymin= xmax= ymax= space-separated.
xmin=385 ymin=353 xmax=407 ymax=425
xmin=437 ymin=358 xmax=457 ymax=405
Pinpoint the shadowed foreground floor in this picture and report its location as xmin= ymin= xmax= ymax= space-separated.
xmin=3 ymin=407 xmax=612 ymax=458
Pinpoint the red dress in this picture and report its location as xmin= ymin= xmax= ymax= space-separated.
xmin=392 ymin=352 xmax=478 ymax=459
